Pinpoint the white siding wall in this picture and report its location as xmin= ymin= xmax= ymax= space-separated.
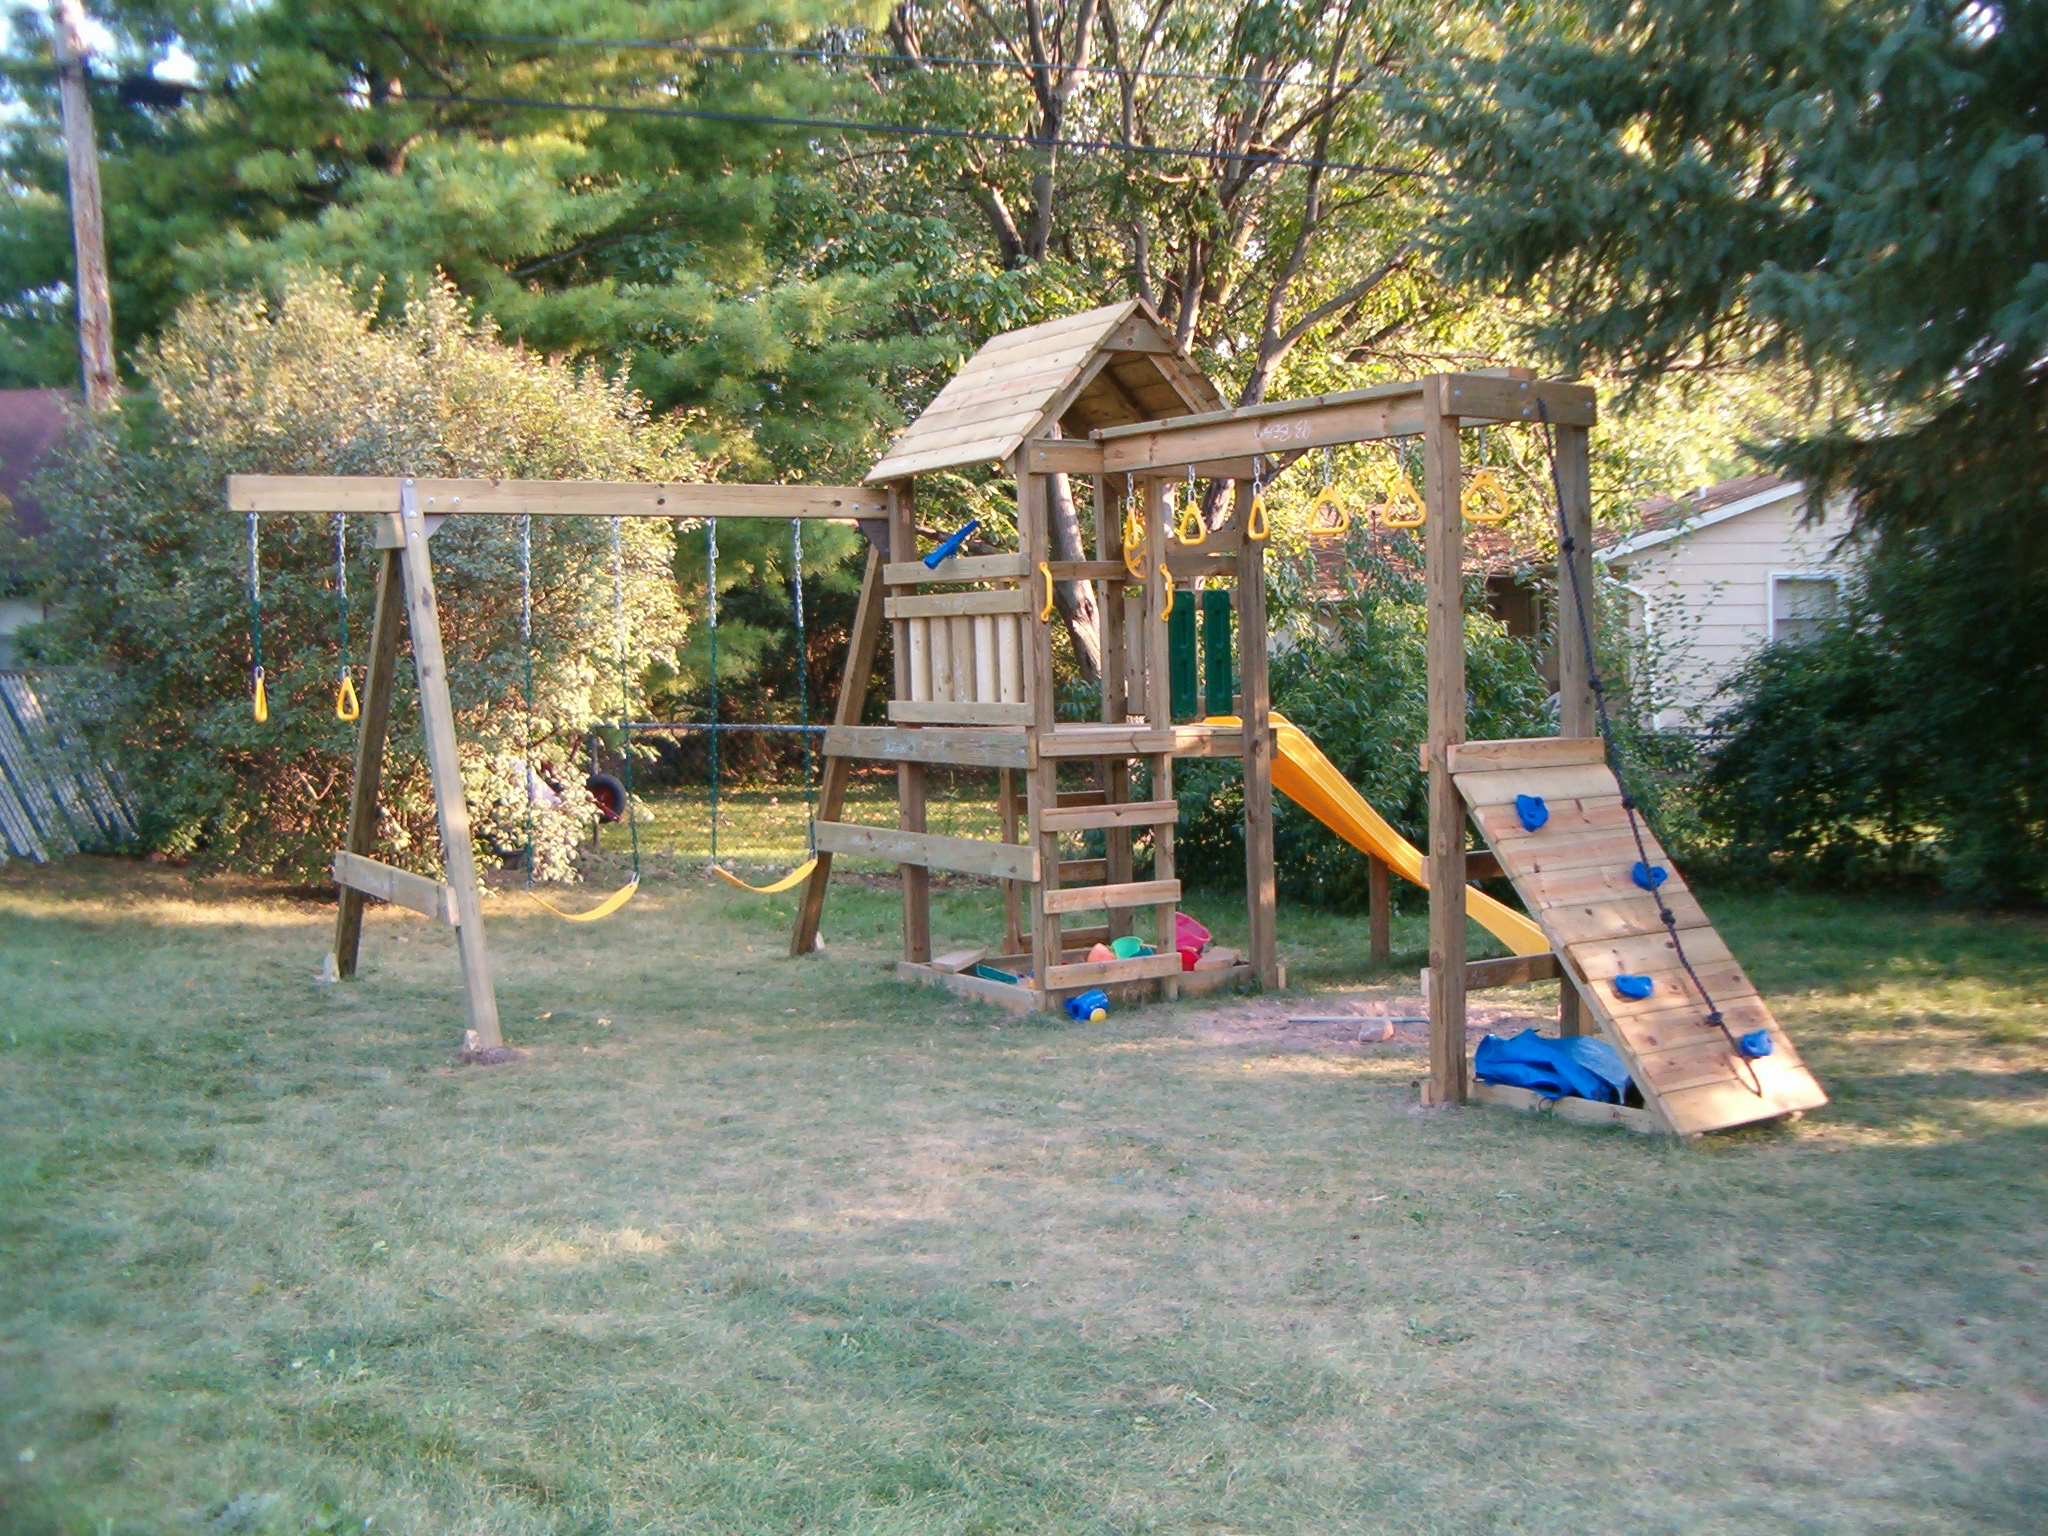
xmin=1609 ymin=489 xmax=1856 ymax=729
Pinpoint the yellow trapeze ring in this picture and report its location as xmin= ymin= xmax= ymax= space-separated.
xmin=1382 ymin=476 xmax=1426 ymax=529
xmin=1246 ymin=494 xmax=1270 ymax=541
xmin=711 ymin=858 xmax=819 ymax=895
xmin=335 ymin=672 xmax=360 ymax=722
xmin=1307 ymin=491 xmax=1351 ymax=539
xmin=521 ymin=876 xmax=641 ymax=923
xmin=1463 ymin=468 xmax=1513 ymax=524
xmin=1175 ymin=496 xmax=1207 ymax=546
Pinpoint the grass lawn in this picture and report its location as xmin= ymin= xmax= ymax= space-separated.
xmin=2 ymin=859 xmax=2044 ymax=1534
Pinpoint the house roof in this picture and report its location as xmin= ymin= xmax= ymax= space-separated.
xmin=1600 ymin=473 xmax=1803 ymax=563
xmin=866 ymin=299 xmax=1227 ymax=484
xmin=0 ymin=389 xmax=76 ymax=539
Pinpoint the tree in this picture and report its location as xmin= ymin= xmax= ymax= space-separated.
xmin=0 ymin=0 xmax=950 ymax=479
xmin=24 ymin=272 xmax=697 ymax=879
xmin=1412 ymin=0 xmax=2048 ymax=564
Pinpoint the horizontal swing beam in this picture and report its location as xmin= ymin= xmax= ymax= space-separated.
xmin=227 ymin=475 xmax=885 ymax=520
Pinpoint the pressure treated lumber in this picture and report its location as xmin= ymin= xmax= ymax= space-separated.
xmin=811 ymin=820 xmax=1041 ymax=883
xmin=1041 ymin=879 xmax=1182 ymax=915
xmin=1037 ymin=798 xmax=1179 ymax=832
xmin=230 ymin=475 xmax=880 ymax=519
xmin=331 ymin=851 xmax=459 ymax=925
xmin=821 ymin=725 xmax=1028 ymax=770
xmin=332 ymin=547 xmax=406 ymax=978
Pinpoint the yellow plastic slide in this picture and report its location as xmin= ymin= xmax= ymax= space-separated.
xmin=1209 ymin=713 xmax=1549 ymax=956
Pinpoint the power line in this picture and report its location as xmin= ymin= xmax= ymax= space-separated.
xmin=395 ymin=90 xmax=1429 ymax=178
xmin=359 ymin=28 xmax=1400 ymax=92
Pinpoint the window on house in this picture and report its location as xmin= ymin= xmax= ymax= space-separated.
xmin=1770 ymin=574 xmax=1840 ymax=645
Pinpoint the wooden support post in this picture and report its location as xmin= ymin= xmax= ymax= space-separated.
xmin=1000 ymin=768 xmax=1025 ymax=954
xmin=1096 ymin=472 xmax=1135 ymax=939
xmin=790 ymin=536 xmax=889 ymax=956
xmin=1368 ymin=853 xmax=1391 ymax=965
xmin=1423 ymin=384 xmax=1467 ymax=1104
xmin=51 ymin=0 xmax=116 ymax=409
xmin=1236 ymin=479 xmax=1280 ymax=990
xmin=1142 ymin=479 xmax=1171 ymax=728
xmin=395 ymin=478 xmax=501 ymax=1049
xmin=1153 ymin=749 xmax=1180 ymax=1002
xmin=1555 ymin=419 xmax=1597 ymax=1034
xmin=333 ymin=546 xmax=406 ymax=978
xmin=887 ymin=482 xmax=931 ymax=964
xmin=1021 ymin=468 xmax=1063 ymax=1002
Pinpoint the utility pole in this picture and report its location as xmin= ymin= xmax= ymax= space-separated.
xmin=51 ymin=0 xmax=117 ymax=408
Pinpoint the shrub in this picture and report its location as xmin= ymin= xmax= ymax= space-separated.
xmin=23 ymin=273 xmax=698 ymax=880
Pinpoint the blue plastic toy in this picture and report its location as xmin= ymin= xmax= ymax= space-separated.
xmin=1515 ymin=793 xmax=1548 ymax=833
xmin=1631 ymin=860 xmax=1669 ymax=891
xmin=1612 ymin=973 xmax=1654 ymax=1000
xmin=923 ymin=518 xmax=981 ymax=569
xmin=1739 ymin=1029 xmax=1774 ymax=1059
xmin=1065 ymin=988 xmax=1110 ymax=1022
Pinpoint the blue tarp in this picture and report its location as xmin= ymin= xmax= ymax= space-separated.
xmin=1474 ymin=1030 xmax=1636 ymax=1105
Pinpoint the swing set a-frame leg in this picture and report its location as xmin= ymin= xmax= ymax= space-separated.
xmin=333 ymin=545 xmax=404 ymax=980
xmin=790 ymin=535 xmax=889 ymax=957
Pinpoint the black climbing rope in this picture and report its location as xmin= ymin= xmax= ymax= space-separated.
xmin=1536 ymin=402 xmax=1763 ymax=1096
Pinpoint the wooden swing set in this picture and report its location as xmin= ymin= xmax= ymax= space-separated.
xmin=229 ymin=299 xmax=1825 ymax=1136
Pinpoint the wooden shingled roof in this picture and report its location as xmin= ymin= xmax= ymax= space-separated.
xmin=867 ymin=299 xmax=1227 ymax=484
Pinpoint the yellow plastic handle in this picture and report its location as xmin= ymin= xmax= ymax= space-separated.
xmin=1306 ymin=491 xmax=1351 ymax=540
xmin=1160 ymin=574 xmax=1174 ymax=619
xmin=1122 ymin=504 xmax=1147 ymax=582
xmin=1246 ymin=494 xmax=1270 ymax=542
xmin=252 ymin=668 xmax=269 ymax=723
xmin=1463 ymin=468 xmax=1513 ymax=524
xmin=1039 ymin=562 xmax=1055 ymax=621
xmin=1382 ymin=476 xmax=1426 ymax=529
xmin=335 ymin=672 xmax=360 ymax=722
xmin=1175 ymin=496 xmax=1207 ymax=547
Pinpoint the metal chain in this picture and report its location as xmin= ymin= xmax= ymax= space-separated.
xmin=792 ymin=518 xmax=813 ymax=852
xmin=611 ymin=517 xmax=640 ymax=879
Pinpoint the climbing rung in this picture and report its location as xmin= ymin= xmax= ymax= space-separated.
xmin=812 ymin=820 xmax=1040 ymax=882
xmin=1038 ymin=798 xmax=1179 ymax=833
xmin=1041 ymin=879 xmax=1181 ymax=915
xmin=331 ymin=851 xmax=459 ymax=924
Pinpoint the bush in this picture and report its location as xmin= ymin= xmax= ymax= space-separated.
xmin=23 ymin=273 xmax=698 ymax=880
xmin=1696 ymin=524 xmax=2048 ymax=903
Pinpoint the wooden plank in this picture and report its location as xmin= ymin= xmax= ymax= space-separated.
xmin=822 ymin=725 xmax=1028 ymax=770
xmin=930 ymin=946 xmax=988 ymax=974
xmin=331 ymin=850 xmax=459 ymax=924
xmin=1469 ymin=795 xmax=1629 ymax=849
xmin=884 ymin=552 xmax=1030 ymax=585
xmin=1038 ymin=797 xmax=1179 ymax=832
xmin=1237 ymin=479 xmax=1279 ymax=989
xmin=1020 ymin=439 xmax=1106 ymax=475
xmin=1424 ymin=381 xmax=1467 ymax=1105
xmin=1046 ymin=559 xmax=1130 ymax=582
xmin=1020 ymin=468 xmax=1064 ymax=1001
xmin=1567 ymin=923 xmax=1738 ymax=984
xmin=791 ymin=536 xmax=890 ymax=957
xmin=1042 ymin=879 xmax=1182 ymax=915
xmin=897 ymin=961 xmax=1039 ymax=1014
xmin=1055 ymin=788 xmax=1108 ymax=808
xmin=1059 ymin=858 xmax=1109 ymax=883
xmin=1447 ymin=737 xmax=1607 ymax=773
xmin=1041 ymin=951 xmax=1185 ymax=989
xmin=1455 ymin=762 xmax=1624 ymax=807
xmin=812 ymin=820 xmax=1041 ymax=882
xmin=887 ymin=699 xmax=1034 ymax=727
xmin=394 ymin=479 xmax=501 ymax=1049
xmin=1515 ymin=857 xmax=1692 ymax=907
xmin=1468 ymin=951 xmax=1561 ymax=989
xmin=885 ymin=588 xmax=1032 ymax=620
xmin=333 ymin=545 xmax=405 ymax=978
xmin=230 ymin=475 xmax=881 ymax=519
xmin=1540 ymin=891 xmax=1713 ymax=949
xmin=1655 ymin=1067 xmax=1830 ymax=1138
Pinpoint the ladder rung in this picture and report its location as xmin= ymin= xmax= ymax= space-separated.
xmin=1039 ymin=798 xmax=1178 ymax=833
xmin=1041 ymin=879 xmax=1180 ymax=915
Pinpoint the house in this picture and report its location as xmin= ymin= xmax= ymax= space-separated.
xmin=0 ymin=388 xmax=75 ymax=666
xmin=1599 ymin=474 xmax=1857 ymax=730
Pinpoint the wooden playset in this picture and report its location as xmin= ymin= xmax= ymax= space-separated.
xmin=228 ymin=299 xmax=1826 ymax=1137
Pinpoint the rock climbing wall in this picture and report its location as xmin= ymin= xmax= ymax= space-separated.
xmin=1452 ymin=737 xmax=1828 ymax=1137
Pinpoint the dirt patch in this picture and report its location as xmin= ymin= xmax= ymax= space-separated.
xmin=1189 ymin=985 xmax=1556 ymax=1053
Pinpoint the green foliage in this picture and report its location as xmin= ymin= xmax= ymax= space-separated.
xmin=1696 ymin=525 xmax=2048 ymax=904
xmin=22 ymin=273 xmax=696 ymax=879
xmin=0 ymin=0 xmax=952 ymax=477
xmin=1174 ymin=528 xmax=1552 ymax=905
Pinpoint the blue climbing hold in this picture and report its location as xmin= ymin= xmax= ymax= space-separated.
xmin=1631 ymin=861 xmax=1669 ymax=892
xmin=1612 ymin=973 xmax=1654 ymax=1000
xmin=923 ymin=518 xmax=981 ymax=569
xmin=1515 ymin=794 xmax=1549 ymax=833
xmin=1739 ymin=1029 xmax=1774 ymax=1059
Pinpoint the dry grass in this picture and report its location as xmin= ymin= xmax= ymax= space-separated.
xmin=1 ymin=861 xmax=2044 ymax=1535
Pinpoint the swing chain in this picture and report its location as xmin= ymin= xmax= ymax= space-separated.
xmin=332 ymin=514 xmax=359 ymax=720
xmin=246 ymin=512 xmax=267 ymax=721
xmin=610 ymin=517 xmax=641 ymax=880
